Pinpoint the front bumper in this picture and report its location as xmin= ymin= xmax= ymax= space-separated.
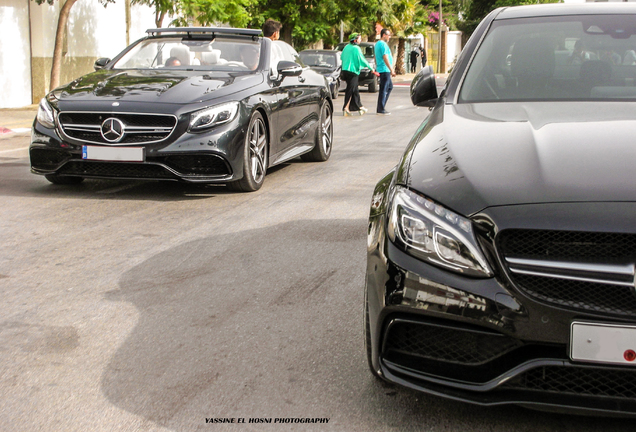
xmin=29 ymin=115 xmax=244 ymax=184
xmin=366 ymin=208 xmax=636 ymax=417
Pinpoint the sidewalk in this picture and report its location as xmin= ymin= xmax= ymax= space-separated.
xmin=0 ymin=105 xmax=37 ymax=137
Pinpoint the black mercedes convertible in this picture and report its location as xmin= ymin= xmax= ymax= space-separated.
xmin=30 ymin=27 xmax=333 ymax=192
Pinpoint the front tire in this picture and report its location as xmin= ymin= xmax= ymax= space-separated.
xmin=228 ymin=111 xmax=268 ymax=192
xmin=368 ymin=77 xmax=378 ymax=93
xmin=301 ymin=101 xmax=332 ymax=162
xmin=44 ymin=174 xmax=84 ymax=185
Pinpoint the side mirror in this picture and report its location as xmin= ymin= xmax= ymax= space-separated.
xmin=94 ymin=57 xmax=111 ymax=71
xmin=410 ymin=65 xmax=438 ymax=107
xmin=277 ymin=61 xmax=303 ymax=77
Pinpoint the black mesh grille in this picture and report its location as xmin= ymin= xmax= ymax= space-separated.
xmin=503 ymin=365 xmax=636 ymax=399
xmin=498 ymin=229 xmax=636 ymax=262
xmin=385 ymin=321 xmax=523 ymax=365
xmin=58 ymin=161 xmax=173 ymax=179
xmin=498 ymin=229 xmax=636 ymax=317
xmin=30 ymin=148 xmax=70 ymax=170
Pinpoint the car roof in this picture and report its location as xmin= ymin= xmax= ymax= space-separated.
xmin=495 ymin=3 xmax=636 ymax=20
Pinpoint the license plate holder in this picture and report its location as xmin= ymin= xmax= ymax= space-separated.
xmin=570 ymin=321 xmax=636 ymax=365
xmin=82 ymin=145 xmax=144 ymax=162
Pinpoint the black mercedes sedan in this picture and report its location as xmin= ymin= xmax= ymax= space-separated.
xmin=299 ymin=49 xmax=341 ymax=99
xmin=366 ymin=3 xmax=636 ymax=416
xmin=30 ymin=27 xmax=333 ymax=192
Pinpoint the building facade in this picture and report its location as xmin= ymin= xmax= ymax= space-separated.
xmin=0 ymin=0 xmax=159 ymax=108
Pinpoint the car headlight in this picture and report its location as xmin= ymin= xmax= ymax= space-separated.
xmin=189 ymin=102 xmax=239 ymax=132
xmin=387 ymin=186 xmax=493 ymax=277
xmin=37 ymin=98 xmax=56 ymax=129
xmin=326 ymin=76 xmax=334 ymax=83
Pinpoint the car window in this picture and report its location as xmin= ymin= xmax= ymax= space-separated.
xmin=299 ymin=52 xmax=337 ymax=68
xmin=459 ymin=14 xmax=636 ymax=102
xmin=112 ymin=36 xmax=262 ymax=72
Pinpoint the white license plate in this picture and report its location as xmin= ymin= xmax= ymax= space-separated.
xmin=570 ymin=321 xmax=636 ymax=365
xmin=82 ymin=145 xmax=144 ymax=162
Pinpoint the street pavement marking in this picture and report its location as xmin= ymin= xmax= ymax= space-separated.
xmin=0 ymin=147 xmax=29 ymax=154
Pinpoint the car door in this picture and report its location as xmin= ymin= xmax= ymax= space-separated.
xmin=268 ymin=41 xmax=313 ymax=161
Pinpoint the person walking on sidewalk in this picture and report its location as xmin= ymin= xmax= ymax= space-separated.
xmin=409 ymin=47 xmax=419 ymax=73
xmin=374 ymin=28 xmax=396 ymax=115
xmin=341 ymin=33 xmax=375 ymax=116
xmin=420 ymin=45 xmax=427 ymax=68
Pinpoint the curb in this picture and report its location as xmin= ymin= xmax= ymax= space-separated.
xmin=0 ymin=127 xmax=32 ymax=138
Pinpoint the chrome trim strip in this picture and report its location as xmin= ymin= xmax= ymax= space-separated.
xmin=506 ymin=258 xmax=635 ymax=276
xmin=508 ymin=268 xmax=635 ymax=288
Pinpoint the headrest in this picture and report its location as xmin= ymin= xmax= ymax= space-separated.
xmin=170 ymin=46 xmax=191 ymax=66
xmin=201 ymin=49 xmax=221 ymax=65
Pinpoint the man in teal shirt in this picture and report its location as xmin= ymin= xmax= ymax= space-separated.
xmin=341 ymin=33 xmax=374 ymax=115
xmin=374 ymin=28 xmax=396 ymax=115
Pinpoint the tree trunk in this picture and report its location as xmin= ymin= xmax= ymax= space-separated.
xmin=282 ymin=24 xmax=293 ymax=45
xmin=395 ymin=38 xmax=406 ymax=75
xmin=156 ymin=10 xmax=166 ymax=28
xmin=50 ymin=0 xmax=79 ymax=91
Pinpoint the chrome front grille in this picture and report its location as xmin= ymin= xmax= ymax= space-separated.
xmin=58 ymin=112 xmax=178 ymax=145
xmin=498 ymin=229 xmax=636 ymax=316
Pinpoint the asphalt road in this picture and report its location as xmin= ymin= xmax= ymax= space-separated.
xmin=1 ymin=88 xmax=634 ymax=431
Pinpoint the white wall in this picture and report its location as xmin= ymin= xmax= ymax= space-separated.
xmin=447 ymin=31 xmax=462 ymax=67
xmin=67 ymin=0 xmax=127 ymax=58
xmin=1 ymin=0 xmax=175 ymax=108
xmin=0 ymin=0 xmax=32 ymax=107
xmin=130 ymin=5 xmax=164 ymax=43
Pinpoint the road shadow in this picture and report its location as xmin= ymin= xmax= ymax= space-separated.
xmin=102 ymin=219 xmax=369 ymax=429
xmin=0 ymin=160 xmax=292 ymax=202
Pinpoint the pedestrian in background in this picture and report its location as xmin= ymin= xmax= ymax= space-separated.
xmin=374 ymin=28 xmax=396 ymax=116
xmin=341 ymin=33 xmax=375 ymax=116
xmin=409 ymin=47 xmax=419 ymax=73
xmin=263 ymin=19 xmax=281 ymax=41
xmin=420 ymin=45 xmax=427 ymax=68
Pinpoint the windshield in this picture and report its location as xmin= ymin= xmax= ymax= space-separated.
xmin=459 ymin=14 xmax=636 ymax=102
xmin=299 ymin=52 xmax=338 ymax=68
xmin=112 ymin=36 xmax=262 ymax=72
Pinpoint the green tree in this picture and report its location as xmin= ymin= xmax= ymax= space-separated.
xmin=248 ymin=0 xmax=342 ymax=49
xmin=173 ymin=0 xmax=253 ymax=27
xmin=33 ymin=0 xmax=114 ymax=91
xmin=376 ymin=0 xmax=423 ymax=74
xmin=131 ymin=0 xmax=175 ymax=27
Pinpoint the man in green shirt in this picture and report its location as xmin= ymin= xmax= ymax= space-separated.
xmin=341 ymin=33 xmax=375 ymax=116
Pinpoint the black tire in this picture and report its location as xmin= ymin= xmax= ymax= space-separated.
xmin=301 ymin=101 xmax=332 ymax=162
xmin=368 ymin=77 xmax=378 ymax=93
xmin=228 ymin=111 xmax=268 ymax=192
xmin=44 ymin=174 xmax=84 ymax=185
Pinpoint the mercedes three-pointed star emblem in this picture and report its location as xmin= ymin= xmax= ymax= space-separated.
xmin=100 ymin=118 xmax=125 ymax=143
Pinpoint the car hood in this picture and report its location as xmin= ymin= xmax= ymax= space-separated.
xmin=406 ymin=102 xmax=636 ymax=216
xmin=54 ymin=69 xmax=263 ymax=105
xmin=308 ymin=66 xmax=337 ymax=75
